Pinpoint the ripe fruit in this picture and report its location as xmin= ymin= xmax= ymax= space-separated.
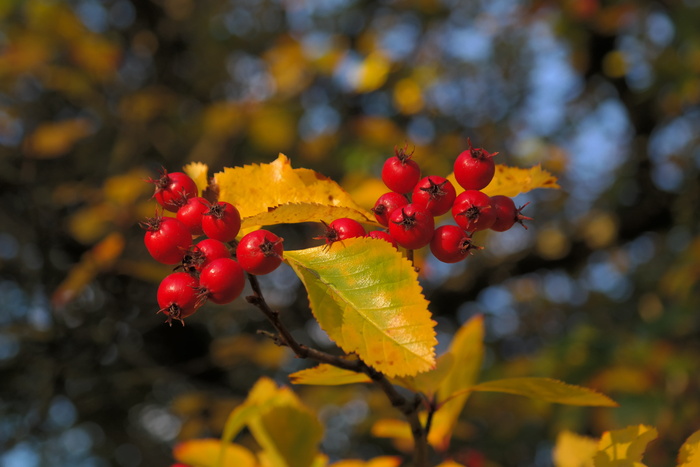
xmin=148 ymin=169 xmax=198 ymax=212
xmin=316 ymin=218 xmax=366 ymax=247
xmin=372 ymin=192 xmax=409 ymax=227
xmin=412 ymin=176 xmax=457 ymax=216
xmin=181 ymin=238 xmax=231 ymax=272
xmin=143 ymin=215 xmax=193 ymax=265
xmin=198 ymin=258 xmax=245 ymax=305
xmin=236 ymin=229 xmax=284 ymax=275
xmin=388 ymin=204 xmax=435 ymax=250
xmin=453 ymin=139 xmax=497 ymax=191
xmin=381 ymin=145 xmax=421 ymax=193
xmin=430 ymin=225 xmax=480 ymax=263
xmin=451 ymin=190 xmax=496 ymax=233
xmin=177 ymin=197 xmax=210 ymax=236
xmin=367 ymin=230 xmax=398 ymax=249
xmin=490 ymin=195 xmax=533 ymax=232
xmin=157 ymin=272 xmax=200 ymax=325
xmin=202 ymin=201 xmax=241 ymax=242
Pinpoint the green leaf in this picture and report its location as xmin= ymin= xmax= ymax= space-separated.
xmin=470 ymin=377 xmax=618 ymax=407
xmin=285 ymin=237 xmax=437 ymax=378
xmin=289 ymin=364 xmax=371 ymax=386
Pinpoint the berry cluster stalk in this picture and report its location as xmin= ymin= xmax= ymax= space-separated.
xmin=245 ymin=273 xmax=431 ymax=467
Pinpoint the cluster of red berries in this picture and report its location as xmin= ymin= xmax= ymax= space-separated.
xmin=142 ymin=170 xmax=284 ymax=325
xmin=317 ymin=141 xmax=531 ymax=264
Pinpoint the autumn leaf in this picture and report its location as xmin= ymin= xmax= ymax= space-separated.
xmin=470 ymin=377 xmax=618 ymax=407
xmin=173 ymin=439 xmax=257 ymax=467
xmin=678 ymin=429 xmax=700 ymax=467
xmin=330 ymin=456 xmax=402 ymax=467
xmin=284 ymin=237 xmax=437 ymax=377
xmin=553 ymin=431 xmax=597 ymax=467
xmin=447 ymin=164 xmax=559 ymax=198
xmin=289 ymin=364 xmax=371 ymax=386
xmin=594 ymin=425 xmax=657 ymax=466
xmin=184 ymin=162 xmax=210 ymax=196
xmin=23 ymin=118 xmax=92 ymax=158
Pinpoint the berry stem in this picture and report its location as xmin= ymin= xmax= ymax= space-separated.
xmin=244 ymin=273 xmax=429 ymax=467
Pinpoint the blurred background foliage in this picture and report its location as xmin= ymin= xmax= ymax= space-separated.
xmin=1 ymin=0 xmax=699 ymax=465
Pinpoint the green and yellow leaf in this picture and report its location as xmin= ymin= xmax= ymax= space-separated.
xmin=594 ymin=425 xmax=657 ymax=466
xmin=447 ymin=164 xmax=559 ymax=198
xmin=289 ymin=364 xmax=371 ymax=386
xmin=173 ymin=439 xmax=257 ymax=467
xmin=284 ymin=237 xmax=437 ymax=378
xmin=678 ymin=430 xmax=700 ymax=467
xmin=470 ymin=377 xmax=618 ymax=407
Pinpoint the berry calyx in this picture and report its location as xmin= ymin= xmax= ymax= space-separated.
xmin=157 ymin=272 xmax=200 ymax=326
xmin=453 ymin=139 xmax=497 ymax=191
xmin=142 ymin=214 xmax=193 ymax=265
xmin=388 ymin=204 xmax=435 ymax=250
xmin=490 ymin=195 xmax=533 ymax=232
xmin=197 ymin=258 xmax=245 ymax=305
xmin=381 ymin=144 xmax=421 ymax=194
xmin=236 ymin=229 xmax=284 ymax=275
xmin=148 ymin=169 xmax=199 ymax=212
xmin=430 ymin=225 xmax=481 ymax=263
xmin=177 ymin=197 xmax=210 ymax=236
xmin=202 ymin=201 xmax=241 ymax=242
xmin=412 ymin=175 xmax=457 ymax=216
xmin=372 ymin=192 xmax=409 ymax=227
xmin=315 ymin=218 xmax=366 ymax=247
xmin=180 ymin=238 xmax=231 ymax=272
xmin=451 ymin=190 xmax=497 ymax=233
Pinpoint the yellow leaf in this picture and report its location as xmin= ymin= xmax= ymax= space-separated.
xmin=470 ymin=377 xmax=618 ymax=407
xmin=24 ymin=118 xmax=93 ymax=159
xmin=435 ymin=462 xmax=467 ymax=467
xmin=678 ymin=430 xmax=700 ymax=466
xmin=354 ymin=52 xmax=390 ymax=93
xmin=202 ymin=102 xmax=244 ymax=138
xmin=370 ymin=419 xmax=414 ymax=453
xmin=289 ymin=364 xmax=371 ymax=386
xmin=285 ymin=238 xmax=437 ymax=377
xmin=248 ymin=106 xmax=296 ymax=153
xmin=553 ymin=431 xmax=597 ymax=467
xmin=214 ymin=154 xmax=377 ymax=229
xmin=393 ymin=78 xmax=424 ymax=115
xmin=173 ymin=439 xmax=257 ymax=467
xmin=330 ymin=456 xmax=402 ymax=467
xmin=594 ymin=425 xmax=658 ymax=466
xmin=447 ymin=164 xmax=560 ymax=198
xmin=184 ymin=162 xmax=209 ymax=196
xmin=395 ymin=351 xmax=455 ymax=397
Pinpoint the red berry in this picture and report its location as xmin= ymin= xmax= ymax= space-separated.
xmin=381 ymin=145 xmax=421 ymax=193
xmin=388 ymin=204 xmax=435 ymax=250
xmin=177 ymin=197 xmax=210 ymax=236
xmin=490 ymin=195 xmax=533 ymax=232
xmin=412 ymin=176 xmax=457 ymax=216
xmin=236 ymin=229 xmax=284 ymax=275
xmin=430 ymin=225 xmax=480 ymax=263
xmin=142 ymin=215 xmax=193 ymax=265
xmin=181 ymin=238 xmax=231 ymax=272
xmin=453 ymin=139 xmax=497 ymax=191
xmin=366 ymin=230 xmax=398 ymax=249
xmin=451 ymin=190 xmax=497 ymax=233
xmin=202 ymin=201 xmax=241 ymax=242
xmin=157 ymin=272 xmax=200 ymax=326
xmin=315 ymin=218 xmax=366 ymax=247
xmin=148 ymin=169 xmax=198 ymax=212
xmin=372 ymin=192 xmax=409 ymax=227
xmin=197 ymin=258 xmax=245 ymax=305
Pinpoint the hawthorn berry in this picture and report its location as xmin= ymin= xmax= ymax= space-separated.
xmin=430 ymin=225 xmax=480 ymax=263
xmin=453 ymin=139 xmax=497 ymax=191
xmin=372 ymin=192 xmax=409 ymax=227
xmin=388 ymin=204 xmax=435 ymax=250
xmin=202 ymin=201 xmax=241 ymax=242
xmin=157 ymin=272 xmax=200 ymax=326
xmin=452 ymin=190 xmax=497 ymax=233
xmin=177 ymin=197 xmax=210 ymax=236
xmin=181 ymin=238 xmax=231 ymax=272
xmin=236 ymin=229 xmax=284 ymax=275
xmin=197 ymin=258 xmax=245 ymax=305
xmin=490 ymin=195 xmax=532 ymax=232
xmin=142 ymin=215 xmax=193 ymax=265
xmin=316 ymin=218 xmax=366 ymax=247
xmin=412 ymin=175 xmax=457 ymax=216
xmin=148 ymin=169 xmax=198 ymax=212
xmin=381 ymin=145 xmax=421 ymax=194
xmin=367 ymin=230 xmax=398 ymax=249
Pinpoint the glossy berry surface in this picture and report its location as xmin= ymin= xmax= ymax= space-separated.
xmin=372 ymin=192 xmax=409 ymax=227
xmin=412 ymin=175 xmax=457 ymax=216
xmin=316 ymin=218 xmax=366 ymax=247
xmin=198 ymin=258 xmax=245 ymax=305
xmin=381 ymin=145 xmax=421 ymax=193
xmin=388 ymin=204 xmax=435 ymax=250
xmin=202 ymin=201 xmax=241 ymax=242
xmin=157 ymin=272 xmax=200 ymax=325
xmin=367 ymin=230 xmax=398 ymax=249
xmin=430 ymin=225 xmax=478 ymax=263
xmin=149 ymin=170 xmax=198 ymax=212
xmin=453 ymin=139 xmax=497 ymax=191
xmin=452 ymin=190 xmax=497 ymax=233
xmin=236 ymin=229 xmax=284 ymax=275
xmin=176 ymin=197 xmax=210 ymax=236
xmin=182 ymin=238 xmax=231 ymax=272
xmin=490 ymin=195 xmax=532 ymax=232
xmin=143 ymin=215 xmax=193 ymax=265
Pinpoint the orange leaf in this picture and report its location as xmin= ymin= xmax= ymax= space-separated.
xmin=173 ymin=439 xmax=257 ymax=467
xmin=24 ymin=118 xmax=93 ymax=159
